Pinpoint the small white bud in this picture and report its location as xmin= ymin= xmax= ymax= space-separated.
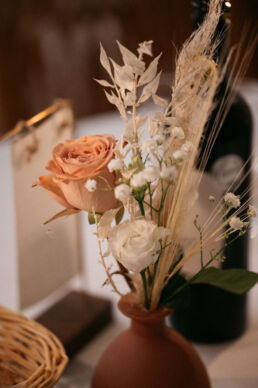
xmin=248 ymin=205 xmax=257 ymax=218
xmin=85 ymin=179 xmax=97 ymax=192
xmin=173 ymin=149 xmax=188 ymax=161
xmin=115 ymin=184 xmax=132 ymax=202
xmin=108 ymin=159 xmax=123 ymax=172
xmin=160 ymin=165 xmax=178 ymax=181
xmin=141 ymin=138 xmax=157 ymax=154
xmin=229 ymin=216 xmax=246 ymax=231
xmin=156 ymin=135 xmax=165 ymax=146
xmin=142 ymin=166 xmax=160 ymax=182
xmin=181 ymin=141 xmax=193 ymax=153
xmin=224 ymin=192 xmax=240 ymax=208
xmin=171 ymin=126 xmax=185 ymax=140
xmin=131 ymin=171 xmax=147 ymax=188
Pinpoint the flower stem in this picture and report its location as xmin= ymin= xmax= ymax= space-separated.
xmin=158 ymin=182 xmax=171 ymax=226
xmin=141 ymin=270 xmax=150 ymax=309
xmin=148 ymin=183 xmax=153 ymax=219
xmin=143 ymin=201 xmax=159 ymax=212
xmin=137 ymin=200 xmax=145 ymax=216
xmin=116 ymin=260 xmax=136 ymax=292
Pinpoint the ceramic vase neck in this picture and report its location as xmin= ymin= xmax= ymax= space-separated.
xmin=118 ymin=293 xmax=171 ymax=337
xmin=130 ymin=317 xmax=166 ymax=337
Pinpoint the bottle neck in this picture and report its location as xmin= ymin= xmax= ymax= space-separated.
xmin=192 ymin=0 xmax=232 ymax=63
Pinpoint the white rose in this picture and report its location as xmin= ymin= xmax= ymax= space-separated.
xmin=108 ymin=219 xmax=170 ymax=272
xmin=224 ymin=192 xmax=240 ymax=208
xmin=85 ymin=179 xmax=97 ymax=192
xmin=142 ymin=166 xmax=160 ymax=182
xmin=108 ymin=159 xmax=123 ymax=172
xmin=115 ymin=184 xmax=131 ymax=202
xmin=171 ymin=126 xmax=185 ymax=140
xmin=229 ymin=216 xmax=245 ymax=231
xmin=131 ymin=171 xmax=147 ymax=188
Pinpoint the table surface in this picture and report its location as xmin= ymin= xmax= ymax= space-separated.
xmin=56 ymin=80 xmax=258 ymax=388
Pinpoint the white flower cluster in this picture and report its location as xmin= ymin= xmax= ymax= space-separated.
xmin=224 ymin=192 xmax=240 ymax=208
xmin=115 ymin=184 xmax=131 ymax=202
xmin=131 ymin=166 xmax=160 ymax=188
xmin=248 ymin=205 xmax=257 ymax=218
xmin=173 ymin=141 xmax=193 ymax=164
xmin=171 ymin=126 xmax=185 ymax=140
xmin=108 ymin=159 xmax=123 ymax=172
xmin=160 ymin=165 xmax=178 ymax=180
xmin=229 ymin=216 xmax=246 ymax=231
xmin=85 ymin=179 xmax=97 ymax=192
xmin=141 ymin=138 xmax=157 ymax=154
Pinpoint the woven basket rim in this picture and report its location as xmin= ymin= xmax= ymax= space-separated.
xmin=0 ymin=305 xmax=68 ymax=388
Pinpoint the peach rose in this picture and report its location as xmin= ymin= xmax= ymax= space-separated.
xmin=35 ymin=135 xmax=118 ymax=213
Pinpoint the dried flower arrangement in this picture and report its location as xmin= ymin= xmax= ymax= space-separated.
xmin=34 ymin=0 xmax=258 ymax=312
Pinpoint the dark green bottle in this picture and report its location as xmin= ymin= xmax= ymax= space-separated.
xmin=170 ymin=0 xmax=253 ymax=342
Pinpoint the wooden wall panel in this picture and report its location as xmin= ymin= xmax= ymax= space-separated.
xmin=0 ymin=0 xmax=256 ymax=134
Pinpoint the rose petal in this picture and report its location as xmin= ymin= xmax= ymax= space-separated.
xmin=50 ymin=135 xmax=116 ymax=179
xmin=34 ymin=175 xmax=73 ymax=209
xmin=59 ymin=169 xmax=118 ymax=213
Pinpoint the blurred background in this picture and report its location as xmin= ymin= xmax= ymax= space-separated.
xmin=0 ymin=0 xmax=257 ymax=135
xmin=0 ymin=3 xmax=257 ymax=384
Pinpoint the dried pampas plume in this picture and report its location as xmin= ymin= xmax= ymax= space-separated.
xmin=150 ymin=0 xmax=225 ymax=309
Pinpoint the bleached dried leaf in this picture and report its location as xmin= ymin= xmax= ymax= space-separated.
xmin=164 ymin=116 xmax=181 ymax=126
xmin=100 ymin=43 xmax=112 ymax=76
xmin=138 ymin=53 xmax=161 ymax=87
xmin=117 ymin=41 xmax=145 ymax=74
xmin=122 ymin=168 xmax=137 ymax=180
xmin=120 ymin=89 xmax=126 ymax=100
xmin=136 ymin=115 xmax=148 ymax=129
xmin=138 ymin=71 xmax=162 ymax=104
xmin=94 ymin=78 xmax=114 ymax=88
xmin=148 ymin=118 xmax=158 ymax=137
xmin=97 ymin=207 xmax=122 ymax=240
xmin=124 ymin=92 xmax=136 ymax=106
xmin=124 ymin=115 xmax=147 ymax=141
xmin=104 ymin=90 xmax=118 ymax=104
xmin=137 ymin=40 xmax=153 ymax=57
xmin=123 ymin=121 xmax=134 ymax=143
xmin=103 ymin=249 xmax=110 ymax=258
xmin=152 ymin=94 xmax=168 ymax=108
xmin=115 ymin=137 xmax=125 ymax=154
xmin=104 ymin=90 xmax=126 ymax=118
xmin=153 ymin=112 xmax=166 ymax=122
xmin=111 ymin=59 xmax=134 ymax=91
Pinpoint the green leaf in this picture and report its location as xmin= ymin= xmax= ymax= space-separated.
xmin=115 ymin=206 xmax=124 ymax=224
xmin=192 ymin=267 xmax=258 ymax=294
xmin=159 ymin=273 xmax=190 ymax=309
xmin=88 ymin=212 xmax=102 ymax=225
xmin=130 ymin=155 xmax=145 ymax=172
xmin=132 ymin=187 xmax=147 ymax=202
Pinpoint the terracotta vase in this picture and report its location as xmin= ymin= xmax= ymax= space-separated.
xmin=92 ymin=294 xmax=210 ymax=388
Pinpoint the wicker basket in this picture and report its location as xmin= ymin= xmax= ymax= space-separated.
xmin=0 ymin=305 xmax=68 ymax=387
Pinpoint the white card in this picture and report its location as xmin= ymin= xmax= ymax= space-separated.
xmin=10 ymin=104 xmax=81 ymax=308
